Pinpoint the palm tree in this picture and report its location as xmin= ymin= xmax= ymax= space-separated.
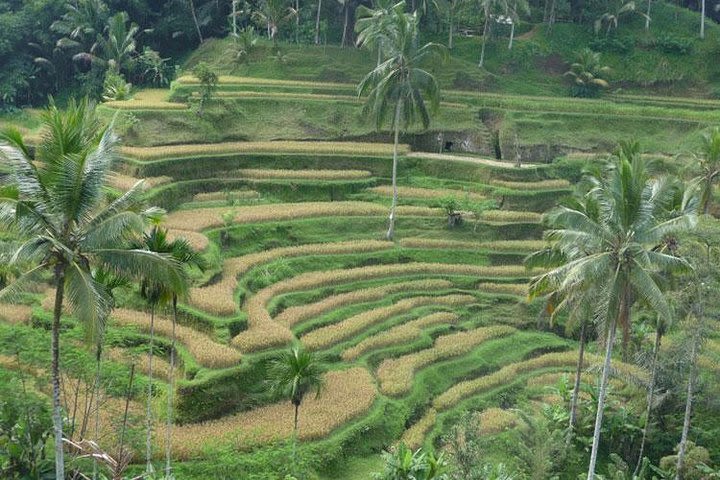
xmin=134 ymin=226 xmax=197 ymax=476
xmin=527 ymin=245 xmax=594 ymax=435
xmin=528 ymin=145 xmax=698 ymax=480
xmin=0 ymin=98 xmax=185 ymax=480
xmin=478 ymin=0 xmax=509 ymax=67
xmin=338 ymin=0 xmax=353 ymax=47
xmin=267 ymin=345 xmax=324 ymax=468
xmin=96 ymin=12 xmax=139 ymax=74
xmin=564 ymin=48 xmax=611 ymax=98
xmin=505 ymin=0 xmax=530 ymax=50
xmin=358 ymin=11 xmax=446 ymax=240
xmin=693 ymin=127 xmax=720 ymax=214
xmin=355 ymin=0 xmax=406 ymax=65
xmin=633 ymin=314 xmax=669 ymax=477
xmin=51 ymin=0 xmax=109 ymax=55
xmin=253 ymin=0 xmax=297 ymax=49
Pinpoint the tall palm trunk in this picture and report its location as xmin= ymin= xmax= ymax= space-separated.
xmin=341 ymin=3 xmax=349 ymax=47
xmin=645 ymin=0 xmax=651 ymax=29
xmin=52 ymin=264 xmax=67 ymax=480
xmin=92 ymin=343 xmax=103 ymax=480
xmin=146 ymin=305 xmax=155 ymax=474
xmin=700 ymin=0 xmax=705 ymax=39
xmin=295 ymin=0 xmax=300 ymax=44
xmin=188 ymin=0 xmax=204 ymax=43
xmin=633 ymin=328 xmax=662 ymax=477
xmin=479 ymin=13 xmax=490 ymax=67
xmin=508 ymin=21 xmax=515 ymax=49
xmin=165 ymin=296 xmax=178 ymax=478
xmin=676 ymin=328 xmax=700 ymax=479
xmin=314 ymin=0 xmax=322 ymax=44
xmin=448 ymin=3 xmax=454 ymax=49
xmin=586 ymin=312 xmax=619 ymax=480
xmin=387 ymin=102 xmax=402 ymax=240
xmin=569 ymin=320 xmax=587 ymax=433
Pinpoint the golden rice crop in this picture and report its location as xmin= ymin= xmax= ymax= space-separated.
xmin=477 ymin=408 xmax=518 ymax=435
xmin=0 ymin=304 xmax=33 ymax=324
xmin=192 ymin=190 xmax=260 ymax=202
xmin=399 ymin=238 xmax=546 ymax=252
xmin=107 ymin=173 xmax=172 ymax=191
xmin=479 ymin=210 xmax=542 ymax=223
xmin=301 ymin=295 xmax=476 ymax=351
xmin=478 ymin=282 xmax=528 ymax=297
xmin=490 ymin=179 xmax=570 ymax=190
xmin=102 ymin=100 xmax=188 ymax=110
xmin=377 ymin=325 xmax=516 ymax=396
xmin=111 ymin=308 xmax=241 ymax=369
xmin=175 ymin=75 xmax=350 ymax=89
xmin=165 ymin=367 xmax=376 ymax=460
xmin=342 ymin=312 xmax=458 ymax=361
xmin=190 ymin=240 xmax=393 ymax=315
xmin=211 ymin=90 xmax=359 ymax=102
xmin=275 ymin=279 xmax=453 ymax=327
xmin=401 ymin=408 xmax=437 ymax=449
xmin=368 ymin=186 xmax=486 ymax=201
xmin=166 ymin=229 xmax=210 ymax=251
xmin=432 ymin=351 xmax=647 ymax=410
xmin=236 ymin=168 xmax=372 ymax=180
xmin=121 ymin=141 xmax=409 ymax=161
xmin=166 ymin=202 xmax=441 ymax=231
xmin=232 ymin=262 xmax=534 ymax=352
xmin=106 ymin=347 xmax=175 ymax=380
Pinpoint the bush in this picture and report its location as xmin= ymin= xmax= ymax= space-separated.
xmin=102 ymin=70 xmax=132 ymax=102
xmin=589 ymin=36 xmax=634 ymax=54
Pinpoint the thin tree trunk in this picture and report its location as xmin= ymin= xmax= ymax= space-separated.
xmin=377 ymin=41 xmax=382 ymax=66
xmin=295 ymin=0 xmax=300 ymax=44
xmin=314 ymin=0 xmax=322 ymax=44
xmin=676 ymin=328 xmax=700 ymax=480
xmin=232 ymin=0 xmax=238 ymax=36
xmin=119 ymin=364 xmax=135 ymax=462
xmin=569 ymin=320 xmax=587 ymax=433
xmin=700 ymin=0 xmax=705 ymax=39
xmin=165 ymin=297 xmax=178 ymax=479
xmin=92 ymin=343 xmax=103 ymax=480
xmin=52 ymin=264 xmax=67 ymax=480
xmin=448 ymin=3 xmax=454 ymax=49
xmin=387 ymin=102 xmax=402 ymax=240
xmin=508 ymin=21 xmax=515 ymax=49
xmin=188 ymin=0 xmax=204 ymax=43
xmin=645 ymin=0 xmax=651 ymax=29
xmin=634 ymin=328 xmax=661 ymax=477
xmin=586 ymin=314 xmax=618 ymax=480
xmin=479 ymin=15 xmax=489 ymax=67
xmin=146 ymin=305 xmax=155 ymax=474
xmin=341 ymin=3 xmax=349 ymax=47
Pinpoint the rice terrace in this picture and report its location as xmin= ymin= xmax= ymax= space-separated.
xmin=1 ymin=0 xmax=720 ymax=479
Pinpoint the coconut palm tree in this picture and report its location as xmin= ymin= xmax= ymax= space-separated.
xmin=358 ymin=11 xmax=446 ymax=240
xmin=478 ymin=0 xmax=510 ymax=67
xmin=693 ymin=127 xmax=720 ymax=214
xmin=564 ymin=48 xmax=611 ymax=98
xmin=253 ymin=0 xmax=297 ymax=49
xmin=355 ymin=0 xmax=406 ymax=65
xmin=0 ymin=98 xmax=185 ymax=480
xmin=633 ymin=313 xmax=669 ymax=477
xmin=267 ymin=345 xmax=324 ymax=469
xmin=96 ymin=12 xmax=139 ymax=73
xmin=134 ymin=226 xmax=198 ymax=476
xmin=528 ymin=144 xmax=698 ymax=480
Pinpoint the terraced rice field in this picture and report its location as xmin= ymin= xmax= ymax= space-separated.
xmin=107 ymin=137 xmax=582 ymax=458
xmin=2 ymin=75 xmax=667 ymax=473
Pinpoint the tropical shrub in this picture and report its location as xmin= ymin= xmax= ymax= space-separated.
xmin=565 ymin=48 xmax=611 ymax=98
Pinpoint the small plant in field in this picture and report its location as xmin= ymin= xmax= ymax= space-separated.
xmin=102 ymin=70 xmax=132 ymax=101
xmin=438 ymin=196 xmax=463 ymax=228
xmin=373 ymin=444 xmax=449 ymax=480
xmin=564 ymin=49 xmax=611 ymax=98
xmin=225 ymin=26 xmax=258 ymax=65
xmin=191 ymin=62 xmax=218 ymax=116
